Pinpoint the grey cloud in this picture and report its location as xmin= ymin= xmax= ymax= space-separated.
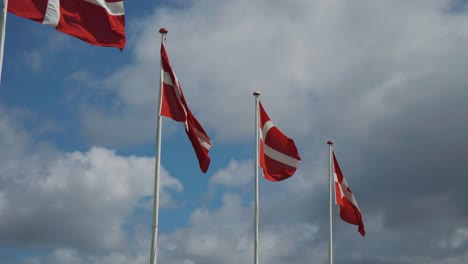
xmin=11 ymin=0 xmax=468 ymax=263
xmin=210 ymin=159 xmax=253 ymax=187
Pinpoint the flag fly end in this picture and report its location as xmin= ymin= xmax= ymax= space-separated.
xmin=8 ymin=0 xmax=126 ymax=49
xmin=160 ymin=41 xmax=212 ymax=173
xmin=332 ymin=149 xmax=366 ymax=237
xmin=258 ymin=102 xmax=301 ymax=182
xmin=159 ymin=28 xmax=168 ymax=34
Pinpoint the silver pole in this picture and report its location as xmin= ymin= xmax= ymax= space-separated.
xmin=327 ymin=141 xmax=334 ymax=264
xmin=253 ymin=91 xmax=261 ymax=264
xmin=149 ymin=27 xmax=168 ymax=264
xmin=0 ymin=0 xmax=8 ymax=84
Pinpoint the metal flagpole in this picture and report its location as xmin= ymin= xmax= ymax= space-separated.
xmin=149 ymin=27 xmax=168 ymax=264
xmin=327 ymin=140 xmax=334 ymax=264
xmin=253 ymin=91 xmax=260 ymax=264
xmin=0 ymin=0 xmax=8 ymax=84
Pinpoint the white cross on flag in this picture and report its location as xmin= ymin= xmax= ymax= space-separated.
xmin=259 ymin=102 xmax=301 ymax=181
xmin=159 ymin=42 xmax=212 ymax=173
xmin=8 ymin=0 xmax=126 ymax=49
xmin=333 ymin=151 xmax=366 ymax=236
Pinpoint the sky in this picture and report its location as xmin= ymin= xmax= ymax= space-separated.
xmin=1 ymin=0 xmax=468 ymax=263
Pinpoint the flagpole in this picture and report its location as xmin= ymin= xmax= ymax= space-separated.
xmin=327 ymin=140 xmax=334 ymax=264
xmin=253 ymin=91 xmax=260 ymax=264
xmin=149 ymin=27 xmax=167 ymax=264
xmin=0 ymin=0 xmax=8 ymax=84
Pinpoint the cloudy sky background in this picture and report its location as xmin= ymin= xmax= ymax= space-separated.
xmin=1 ymin=0 xmax=468 ymax=263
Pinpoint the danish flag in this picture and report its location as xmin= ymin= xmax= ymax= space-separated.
xmin=160 ymin=42 xmax=212 ymax=173
xmin=8 ymin=0 xmax=126 ymax=49
xmin=259 ymin=102 xmax=301 ymax=181
xmin=333 ymin=151 xmax=366 ymax=236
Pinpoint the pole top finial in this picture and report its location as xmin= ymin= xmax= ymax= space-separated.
xmin=253 ymin=91 xmax=261 ymax=96
xmin=159 ymin=28 xmax=168 ymax=34
xmin=327 ymin=140 xmax=334 ymax=145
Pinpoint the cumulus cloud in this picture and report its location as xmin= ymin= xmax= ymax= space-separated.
xmin=65 ymin=0 xmax=468 ymax=262
xmin=157 ymin=192 xmax=324 ymax=264
xmin=0 ymin=106 xmax=182 ymax=254
xmin=7 ymin=0 xmax=468 ymax=263
xmin=210 ymin=159 xmax=253 ymax=187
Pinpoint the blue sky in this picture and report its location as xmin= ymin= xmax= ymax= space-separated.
xmin=1 ymin=0 xmax=468 ymax=263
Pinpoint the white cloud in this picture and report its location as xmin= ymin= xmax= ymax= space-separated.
xmin=210 ymin=159 xmax=253 ymax=187
xmin=450 ymin=228 xmax=468 ymax=249
xmin=7 ymin=0 xmax=468 ymax=263
xmin=66 ymin=1 xmax=468 ymax=262
xmin=77 ymin=0 xmax=468 ymax=149
xmin=157 ymin=192 xmax=324 ymax=264
xmin=0 ymin=105 xmax=182 ymax=252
